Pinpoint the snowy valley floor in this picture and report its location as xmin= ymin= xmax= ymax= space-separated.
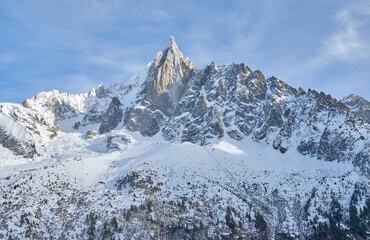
xmin=0 ymin=129 xmax=368 ymax=239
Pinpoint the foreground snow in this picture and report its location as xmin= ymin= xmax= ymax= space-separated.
xmin=0 ymin=128 xmax=367 ymax=239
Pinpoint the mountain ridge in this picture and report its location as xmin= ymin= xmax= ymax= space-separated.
xmin=0 ymin=37 xmax=369 ymax=239
xmin=1 ymin=37 xmax=369 ymax=174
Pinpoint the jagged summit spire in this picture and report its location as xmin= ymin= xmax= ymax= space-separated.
xmin=141 ymin=36 xmax=197 ymax=116
xmin=161 ymin=36 xmax=184 ymax=60
xmin=165 ymin=36 xmax=177 ymax=50
xmin=152 ymin=36 xmax=196 ymax=71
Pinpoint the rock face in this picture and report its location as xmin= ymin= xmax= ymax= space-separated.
xmin=123 ymin=37 xmax=196 ymax=137
xmin=99 ymin=97 xmax=123 ymax=134
xmin=95 ymin=84 xmax=107 ymax=98
xmin=124 ymin=106 xmax=166 ymax=137
xmin=143 ymin=37 xmax=196 ymax=115
xmin=53 ymin=101 xmax=78 ymax=121
xmin=341 ymin=94 xmax=370 ymax=123
xmin=84 ymin=130 xmax=98 ymax=139
xmin=0 ymin=113 xmax=37 ymax=157
xmin=106 ymin=131 xmax=134 ymax=151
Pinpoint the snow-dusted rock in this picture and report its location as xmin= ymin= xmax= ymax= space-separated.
xmin=106 ymin=131 xmax=135 ymax=151
xmin=0 ymin=37 xmax=369 ymax=239
xmin=0 ymin=112 xmax=37 ymax=157
xmin=341 ymin=94 xmax=370 ymax=123
xmin=99 ymin=97 xmax=123 ymax=134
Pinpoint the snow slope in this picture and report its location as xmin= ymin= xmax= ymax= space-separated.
xmin=0 ymin=128 xmax=368 ymax=239
xmin=0 ymin=112 xmax=34 ymax=142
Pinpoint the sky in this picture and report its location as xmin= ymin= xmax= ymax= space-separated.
xmin=0 ymin=0 xmax=369 ymax=103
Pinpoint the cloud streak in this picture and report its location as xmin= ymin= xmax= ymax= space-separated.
xmin=273 ymin=1 xmax=370 ymax=100
xmin=323 ymin=5 xmax=369 ymax=61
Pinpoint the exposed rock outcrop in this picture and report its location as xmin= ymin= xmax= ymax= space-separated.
xmin=99 ymin=97 xmax=123 ymax=134
xmin=0 ymin=113 xmax=37 ymax=157
xmin=341 ymin=94 xmax=370 ymax=123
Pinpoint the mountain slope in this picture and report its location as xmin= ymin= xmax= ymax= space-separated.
xmin=0 ymin=112 xmax=37 ymax=158
xmin=0 ymin=37 xmax=369 ymax=239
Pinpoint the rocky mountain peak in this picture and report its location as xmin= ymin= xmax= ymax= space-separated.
xmin=1 ymin=37 xmax=369 ymax=173
xmin=154 ymin=37 xmax=185 ymax=68
xmin=142 ymin=37 xmax=197 ymax=115
xmin=342 ymin=94 xmax=368 ymax=105
xmin=341 ymin=94 xmax=370 ymax=123
xmin=156 ymin=36 xmax=195 ymax=70
xmin=96 ymin=84 xmax=107 ymax=98
xmin=163 ymin=36 xmax=180 ymax=54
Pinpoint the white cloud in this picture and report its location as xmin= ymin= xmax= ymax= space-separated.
xmin=323 ymin=8 xmax=367 ymax=60
xmin=286 ymin=1 xmax=370 ymax=80
xmin=322 ymin=1 xmax=370 ymax=62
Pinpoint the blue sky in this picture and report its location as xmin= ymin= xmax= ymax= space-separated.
xmin=0 ymin=0 xmax=369 ymax=103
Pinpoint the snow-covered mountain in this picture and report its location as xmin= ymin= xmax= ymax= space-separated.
xmin=0 ymin=37 xmax=369 ymax=239
xmin=341 ymin=94 xmax=370 ymax=124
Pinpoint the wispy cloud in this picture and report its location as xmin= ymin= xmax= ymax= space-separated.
xmin=323 ymin=7 xmax=368 ymax=60
xmin=274 ymin=1 xmax=370 ymax=100
xmin=305 ymin=1 xmax=370 ymax=70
